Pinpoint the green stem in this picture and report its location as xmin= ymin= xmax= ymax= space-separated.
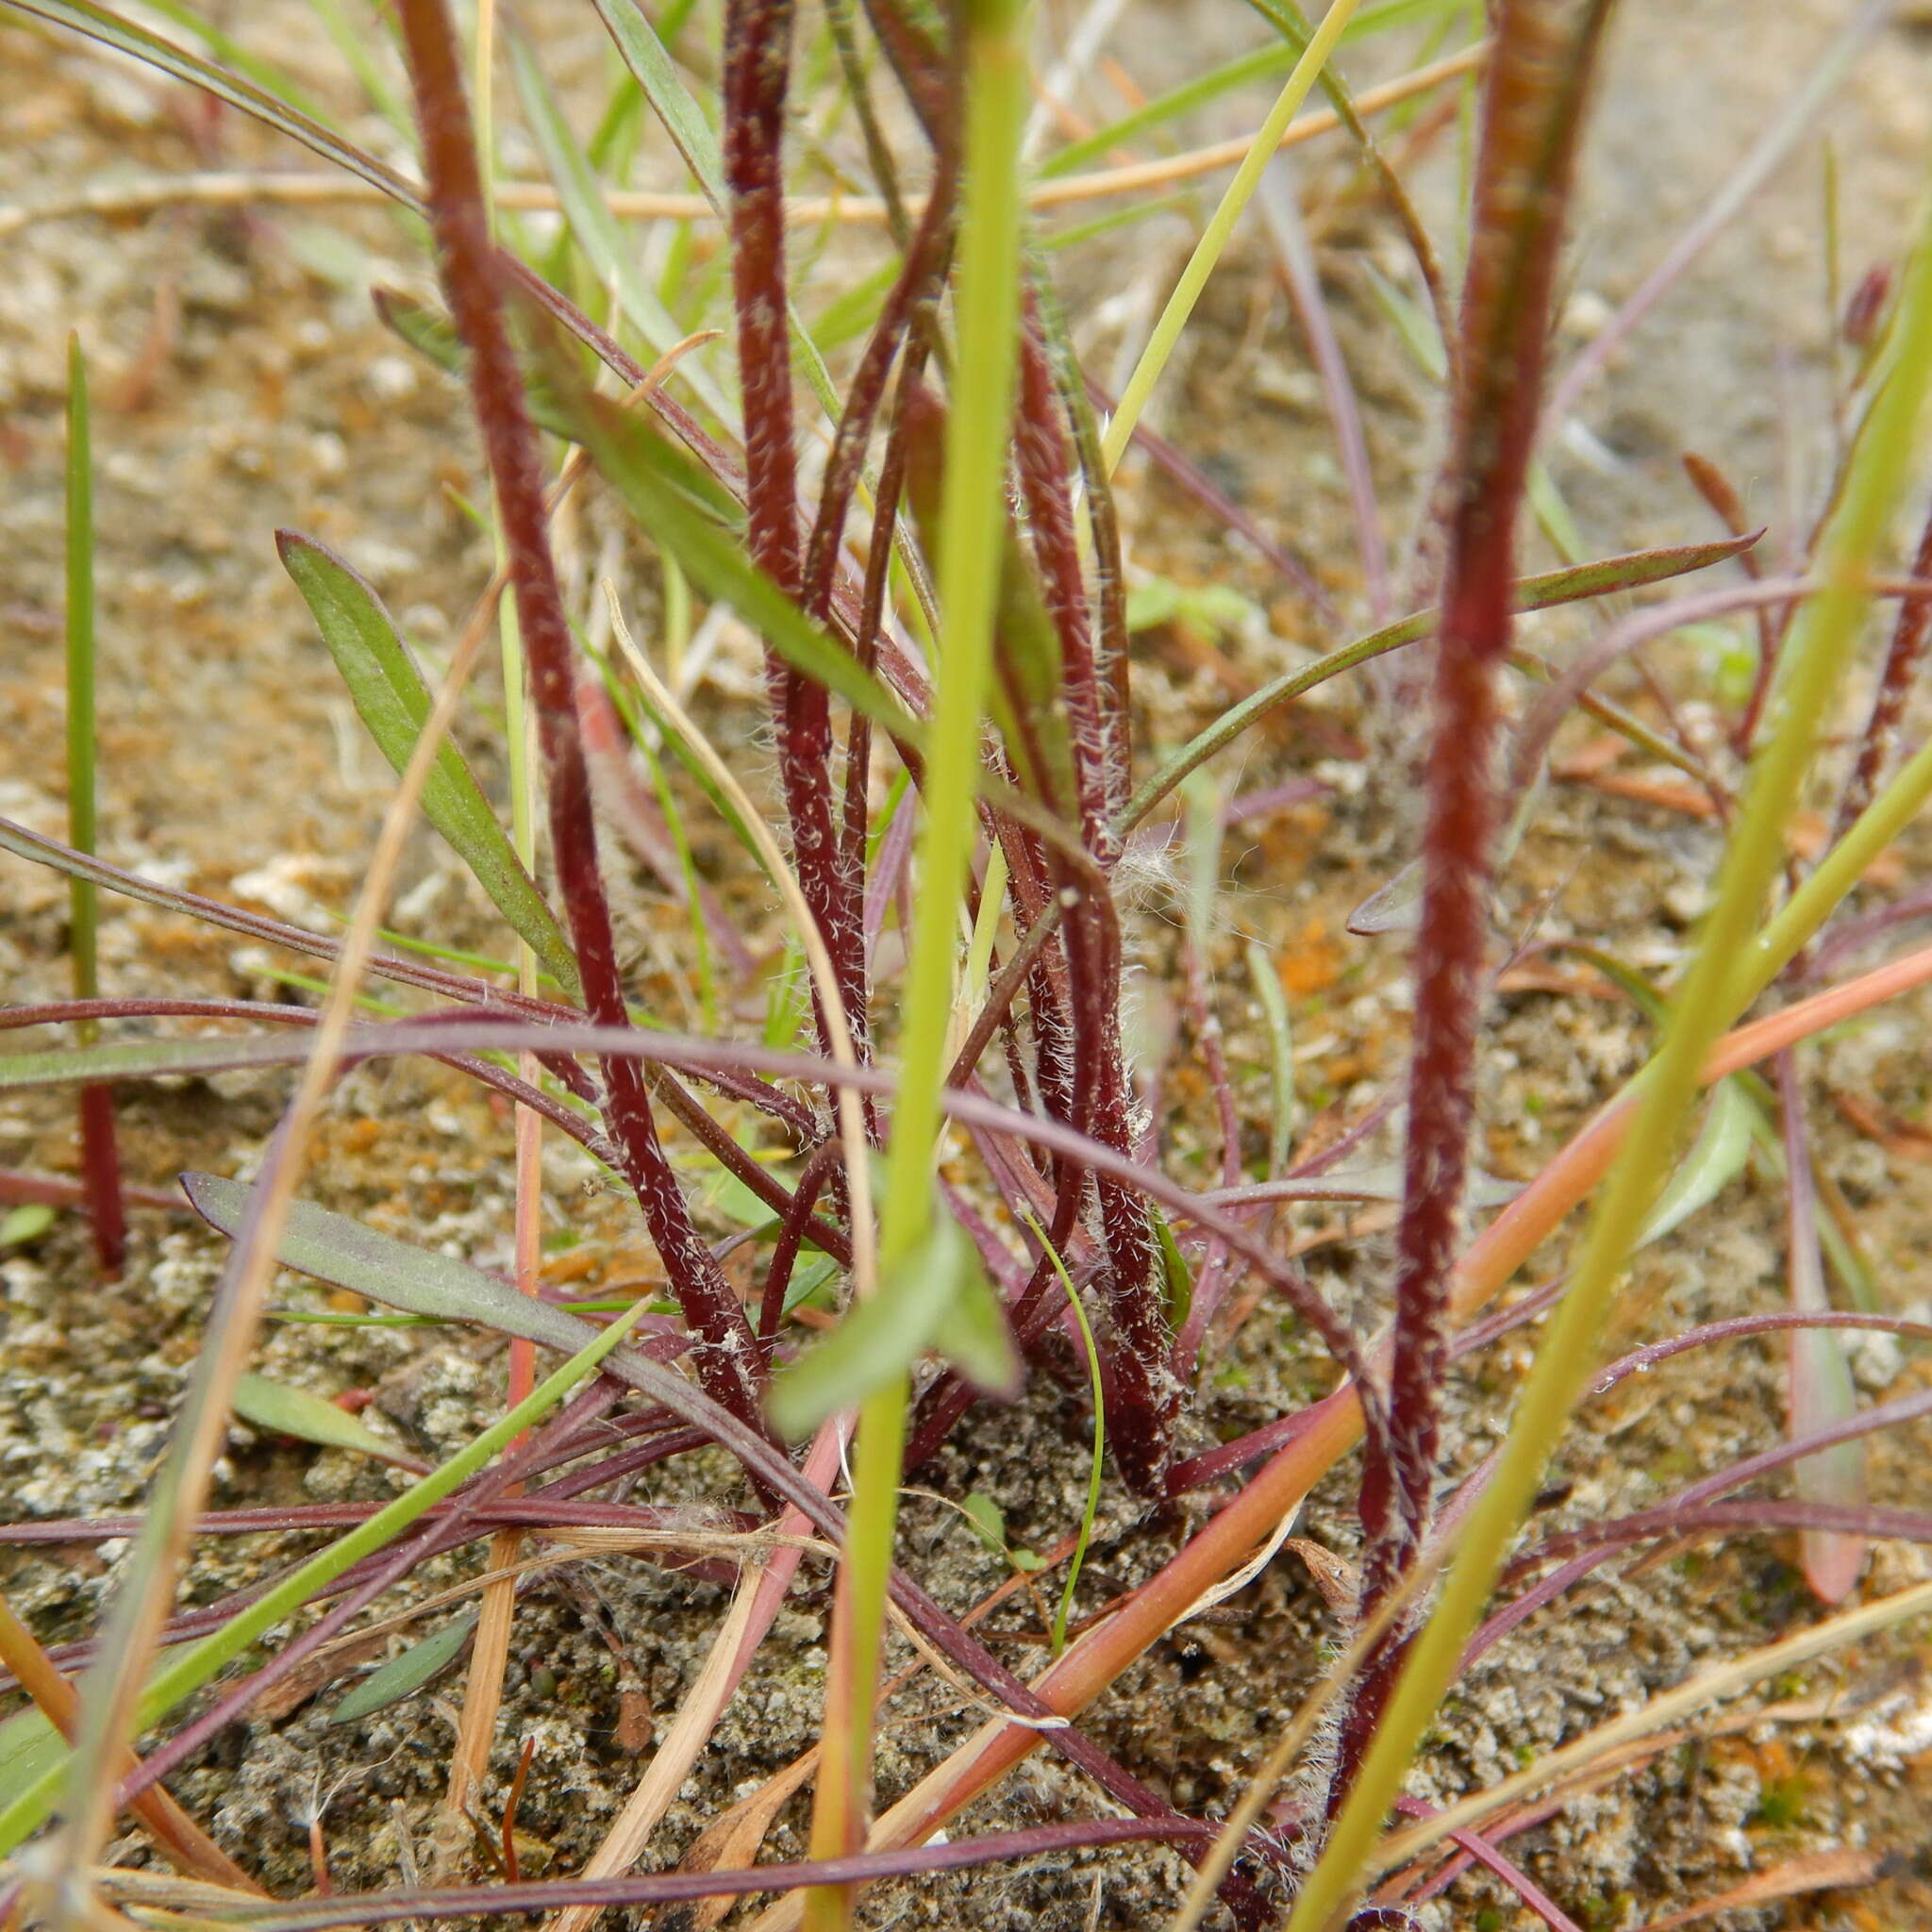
xmin=805 ymin=5 xmax=1029 ymax=1924
xmin=1098 ymin=0 xmax=1362 ymax=475
xmin=0 ymin=1307 xmax=644 ymax=1857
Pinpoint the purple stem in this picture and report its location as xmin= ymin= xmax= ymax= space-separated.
xmin=724 ymin=0 xmax=852 ymax=1090
xmin=1257 ymin=163 xmax=1391 ymax=623
xmin=1369 ymin=0 xmax=1614 ymax=1599
xmin=1833 ymin=494 xmax=1932 ymax=841
xmin=1391 ymin=1796 xmax=1584 ymax=1932
xmin=170 ymin=1819 xmax=1221 ymax=1930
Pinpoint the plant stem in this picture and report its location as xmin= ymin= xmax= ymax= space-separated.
xmin=63 ymin=334 xmax=124 ymax=1278
xmin=393 ymin=0 xmax=769 ymax=1439
xmin=804 ymin=5 xmax=1028 ymax=1924
xmin=1286 ymin=165 xmax=1932 ymax=1932
xmin=1357 ymin=0 xmax=1612 ymax=1623
xmin=1099 ymin=0 xmax=1362 ymax=475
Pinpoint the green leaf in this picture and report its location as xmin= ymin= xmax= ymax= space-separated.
xmin=536 ymin=346 xmax=928 ymax=751
xmin=507 ymin=30 xmax=736 ymax=428
xmin=181 ymin=1174 xmax=656 ymax=1379
xmin=0 ymin=1703 xmax=64 ymax=1804
xmin=958 ymin=1492 xmax=1041 ymax=1572
xmin=231 ymin=1373 xmax=425 ymax=1471
xmin=1152 ymin=1204 xmax=1195 ymax=1333
xmin=767 ymin=1212 xmax=1003 ymax=1439
xmin=959 ymin=1491 xmax=1008 ymax=1557
xmin=277 ymin=532 xmax=581 ymax=1000
xmin=326 ymin=1612 xmax=477 ymax=1724
xmin=375 ymin=289 xmax=580 ymax=446
xmin=0 ymin=1204 xmax=56 ymax=1246
xmin=931 ymin=1266 xmax=1022 ymax=1400
xmin=1636 ymin=1077 xmax=1755 ymax=1250
xmin=1121 ymin=535 xmax=1764 ymax=833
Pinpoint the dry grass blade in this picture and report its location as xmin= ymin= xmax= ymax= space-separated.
xmin=0 ymin=1600 xmax=260 ymax=1895
xmin=0 ymin=43 xmax=1485 ymax=242
xmin=659 ymin=1750 xmax=821 ymax=1932
xmin=1636 ymin=1846 xmax=1889 ymax=1930
xmin=1370 ymin=1577 xmax=1932 ymax=1877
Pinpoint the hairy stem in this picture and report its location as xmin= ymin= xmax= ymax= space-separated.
xmin=395 ymin=0 xmax=768 ymax=1437
xmin=1343 ymin=0 xmax=1616 ymax=1810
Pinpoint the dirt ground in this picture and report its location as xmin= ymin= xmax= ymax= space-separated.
xmin=7 ymin=2 xmax=1932 ymax=1927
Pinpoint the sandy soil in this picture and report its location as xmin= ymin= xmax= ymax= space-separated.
xmin=6 ymin=2 xmax=1932 ymax=1926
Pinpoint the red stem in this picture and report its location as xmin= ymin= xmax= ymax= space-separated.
xmin=1345 ymin=0 xmax=1615 ymax=1801
xmin=393 ymin=0 xmax=769 ymax=1440
xmin=1833 ymin=491 xmax=1932 ymax=840
xmin=76 ymin=1081 xmax=125 ymax=1275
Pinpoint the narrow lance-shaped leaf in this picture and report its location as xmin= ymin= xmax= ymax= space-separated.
xmin=184 ymin=1173 xmax=653 ymax=1375
xmin=231 ymin=1373 xmax=427 ymax=1472
xmin=278 ymin=533 xmax=581 ymax=1000
xmin=1244 ymin=939 xmax=1297 ymax=1177
xmin=1634 ymin=1077 xmax=1754 ymax=1250
xmin=326 ymin=1612 xmax=478 ymax=1725
xmin=768 ymin=1211 xmax=1018 ymax=1441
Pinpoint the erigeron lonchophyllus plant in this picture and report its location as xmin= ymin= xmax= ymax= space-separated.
xmin=4 ymin=0 xmax=1932 ymax=1928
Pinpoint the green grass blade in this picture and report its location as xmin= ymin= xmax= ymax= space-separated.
xmin=1022 ymin=1218 xmax=1106 ymax=1659
xmin=1041 ymin=41 xmax=1300 ymax=179
xmin=0 ymin=1301 xmax=644 ymax=1853
xmin=590 ymin=0 xmax=726 ymax=203
xmin=278 ymin=532 xmax=581 ymax=1000
xmin=1633 ymin=1077 xmax=1753 ymax=1249
xmin=1100 ymin=0 xmax=1363 ymax=474
xmin=808 ymin=6 xmax=1031 ymax=1921
xmin=1284 ymin=184 xmax=1932 ymax=1932
xmin=507 ymin=29 xmax=737 ymax=427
